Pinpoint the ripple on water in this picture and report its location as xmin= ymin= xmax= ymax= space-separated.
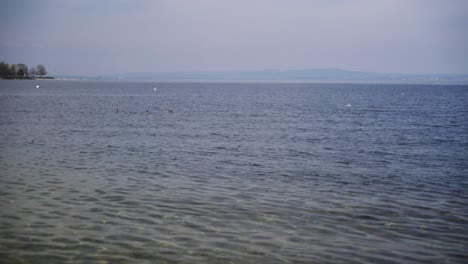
xmin=1 ymin=82 xmax=468 ymax=263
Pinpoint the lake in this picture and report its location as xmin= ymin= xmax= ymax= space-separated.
xmin=0 ymin=80 xmax=467 ymax=263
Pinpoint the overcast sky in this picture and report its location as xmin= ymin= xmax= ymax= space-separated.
xmin=1 ymin=0 xmax=467 ymax=76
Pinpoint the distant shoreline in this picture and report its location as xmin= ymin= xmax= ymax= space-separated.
xmin=34 ymin=77 xmax=56 ymax=80
xmin=0 ymin=77 xmax=55 ymax=80
xmin=2 ymin=77 xmax=468 ymax=85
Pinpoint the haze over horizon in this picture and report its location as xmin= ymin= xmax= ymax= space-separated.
xmin=1 ymin=0 xmax=467 ymax=76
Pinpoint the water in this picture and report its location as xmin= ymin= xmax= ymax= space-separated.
xmin=0 ymin=80 xmax=467 ymax=264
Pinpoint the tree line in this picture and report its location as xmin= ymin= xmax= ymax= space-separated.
xmin=0 ymin=61 xmax=48 ymax=79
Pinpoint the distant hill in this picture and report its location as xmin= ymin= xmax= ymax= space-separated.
xmin=57 ymin=68 xmax=468 ymax=83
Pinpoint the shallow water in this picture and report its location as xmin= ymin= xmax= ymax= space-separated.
xmin=0 ymin=80 xmax=467 ymax=263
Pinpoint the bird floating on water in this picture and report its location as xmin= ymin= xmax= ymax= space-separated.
xmin=36 ymin=85 xmax=40 ymax=89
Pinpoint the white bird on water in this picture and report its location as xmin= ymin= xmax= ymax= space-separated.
xmin=36 ymin=85 xmax=40 ymax=89
xmin=153 ymin=87 xmax=157 ymax=91
xmin=346 ymin=103 xmax=352 ymax=107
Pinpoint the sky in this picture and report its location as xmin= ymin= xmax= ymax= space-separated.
xmin=1 ymin=0 xmax=467 ymax=76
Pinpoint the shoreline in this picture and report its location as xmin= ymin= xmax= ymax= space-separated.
xmin=0 ymin=77 xmax=55 ymax=81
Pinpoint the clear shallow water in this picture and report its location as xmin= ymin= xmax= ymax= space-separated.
xmin=0 ymin=80 xmax=467 ymax=264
